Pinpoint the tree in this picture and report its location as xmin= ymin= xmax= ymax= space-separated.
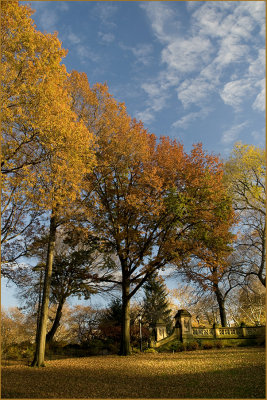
xmin=1 ymin=0 xmax=65 ymax=269
xmin=142 ymin=272 xmax=172 ymax=335
xmin=66 ymin=305 xmax=102 ymax=345
xmin=170 ymin=284 xmax=220 ymax=327
xmin=81 ymin=101 xmax=235 ymax=354
xmin=226 ymin=279 xmax=265 ymax=326
xmin=224 ymin=143 xmax=266 ymax=287
xmin=175 ymin=225 xmax=237 ymax=327
xmin=2 ymin=1 xmax=96 ymax=367
xmin=11 ymin=227 xmax=116 ymax=344
xmin=99 ymin=299 xmax=150 ymax=349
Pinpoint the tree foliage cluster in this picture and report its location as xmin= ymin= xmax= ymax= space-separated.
xmin=1 ymin=1 xmax=265 ymax=364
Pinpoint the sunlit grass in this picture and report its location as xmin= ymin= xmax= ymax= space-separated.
xmin=2 ymin=347 xmax=265 ymax=398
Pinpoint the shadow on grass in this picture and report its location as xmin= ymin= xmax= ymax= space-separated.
xmin=2 ymin=361 xmax=265 ymax=398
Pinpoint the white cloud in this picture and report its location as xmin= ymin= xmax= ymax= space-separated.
xmin=177 ymin=78 xmax=215 ymax=108
xmin=214 ymin=36 xmax=250 ymax=67
xmin=221 ymin=121 xmax=249 ymax=144
xmin=120 ymin=43 xmax=153 ymax=65
xmin=67 ymin=32 xmax=81 ymax=45
xmin=140 ymin=2 xmax=178 ymax=43
xmin=172 ymin=107 xmax=212 ymax=129
xmin=76 ymin=45 xmax=99 ymax=64
xmin=135 ymin=110 xmax=155 ymax=124
xmin=139 ymin=1 xmax=265 ymax=127
xmin=140 ymin=81 xmax=169 ymax=113
xmin=252 ymin=79 xmax=265 ymax=112
xmin=30 ymin=1 xmax=68 ymax=33
xmin=37 ymin=6 xmax=58 ymax=32
xmin=93 ymin=3 xmax=117 ymax=28
xmin=220 ymin=79 xmax=256 ymax=110
xmin=248 ymin=48 xmax=265 ymax=77
xmin=98 ymin=32 xmax=115 ymax=44
xmin=162 ymin=36 xmax=213 ymax=73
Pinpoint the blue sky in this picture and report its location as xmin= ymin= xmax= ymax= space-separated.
xmin=2 ymin=1 xmax=265 ymax=309
xmin=28 ymin=0 xmax=265 ymax=156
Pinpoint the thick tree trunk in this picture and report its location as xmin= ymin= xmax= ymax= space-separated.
xmin=120 ymin=278 xmax=131 ymax=356
xmin=215 ymin=288 xmax=227 ymax=327
xmin=46 ymin=298 xmax=65 ymax=343
xmin=31 ymin=212 xmax=57 ymax=367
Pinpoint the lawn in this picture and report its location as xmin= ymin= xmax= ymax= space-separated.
xmin=2 ymin=347 xmax=265 ymax=398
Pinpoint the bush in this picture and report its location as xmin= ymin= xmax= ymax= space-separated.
xmin=202 ymin=341 xmax=213 ymax=350
xmin=156 ymin=340 xmax=185 ymax=353
xmin=186 ymin=341 xmax=199 ymax=351
xmin=214 ymin=340 xmax=223 ymax=349
xmin=143 ymin=348 xmax=157 ymax=354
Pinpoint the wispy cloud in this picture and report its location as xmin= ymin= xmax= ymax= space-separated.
xmin=252 ymin=79 xmax=265 ymax=112
xmin=177 ymin=78 xmax=215 ymax=108
xmin=140 ymin=2 xmax=178 ymax=44
xmin=220 ymin=79 xmax=256 ymax=110
xmin=76 ymin=45 xmax=99 ymax=64
xmin=67 ymin=31 xmax=81 ymax=45
xmin=162 ymin=36 xmax=213 ymax=74
xmin=172 ymin=107 xmax=212 ymax=130
xmin=221 ymin=121 xmax=249 ymax=144
xmin=30 ymin=1 xmax=68 ymax=33
xmin=93 ymin=2 xmax=118 ymax=28
xmin=139 ymin=1 xmax=265 ymax=131
xmin=98 ymin=32 xmax=115 ymax=44
xmin=120 ymin=43 xmax=153 ymax=65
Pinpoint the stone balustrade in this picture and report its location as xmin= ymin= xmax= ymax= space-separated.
xmin=153 ymin=309 xmax=265 ymax=347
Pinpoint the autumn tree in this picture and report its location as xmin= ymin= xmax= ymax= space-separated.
xmin=173 ymin=191 xmax=237 ymax=327
xmin=224 ymin=143 xmax=266 ymax=287
xmin=73 ymin=73 xmax=235 ymax=354
xmin=2 ymin=1 xmax=96 ymax=366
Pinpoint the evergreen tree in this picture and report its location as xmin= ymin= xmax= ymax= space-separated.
xmin=142 ymin=273 xmax=173 ymax=335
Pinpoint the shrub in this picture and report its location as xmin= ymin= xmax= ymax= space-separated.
xmin=186 ymin=341 xmax=199 ymax=351
xmin=143 ymin=348 xmax=157 ymax=354
xmin=131 ymin=347 xmax=141 ymax=354
xmin=175 ymin=342 xmax=187 ymax=352
xmin=202 ymin=341 xmax=213 ymax=350
xmin=214 ymin=340 xmax=223 ymax=349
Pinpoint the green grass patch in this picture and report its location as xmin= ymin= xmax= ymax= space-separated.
xmin=2 ymin=347 xmax=265 ymax=398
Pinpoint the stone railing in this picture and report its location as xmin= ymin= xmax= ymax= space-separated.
xmin=192 ymin=328 xmax=214 ymax=337
xmin=153 ymin=309 xmax=265 ymax=346
xmin=192 ymin=325 xmax=265 ymax=340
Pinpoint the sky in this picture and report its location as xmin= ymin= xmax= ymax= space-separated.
xmin=2 ymin=0 xmax=266 ymax=309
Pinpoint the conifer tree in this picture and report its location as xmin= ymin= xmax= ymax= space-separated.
xmin=142 ymin=273 xmax=173 ymax=335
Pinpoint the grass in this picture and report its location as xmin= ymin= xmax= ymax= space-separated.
xmin=2 ymin=347 xmax=265 ymax=398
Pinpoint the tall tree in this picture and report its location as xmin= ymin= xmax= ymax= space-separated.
xmin=81 ymin=100 xmax=235 ymax=354
xmin=174 ymin=192 xmax=237 ymax=327
xmin=2 ymin=1 xmax=96 ymax=366
xmin=64 ymin=70 xmax=234 ymax=354
xmin=224 ymin=143 xmax=266 ymax=287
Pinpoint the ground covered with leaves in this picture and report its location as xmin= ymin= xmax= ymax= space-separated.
xmin=2 ymin=347 xmax=265 ymax=398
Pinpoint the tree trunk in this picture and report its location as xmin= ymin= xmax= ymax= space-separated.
xmin=46 ymin=298 xmax=65 ymax=343
xmin=215 ymin=288 xmax=227 ymax=327
xmin=31 ymin=211 xmax=57 ymax=367
xmin=120 ymin=277 xmax=131 ymax=356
